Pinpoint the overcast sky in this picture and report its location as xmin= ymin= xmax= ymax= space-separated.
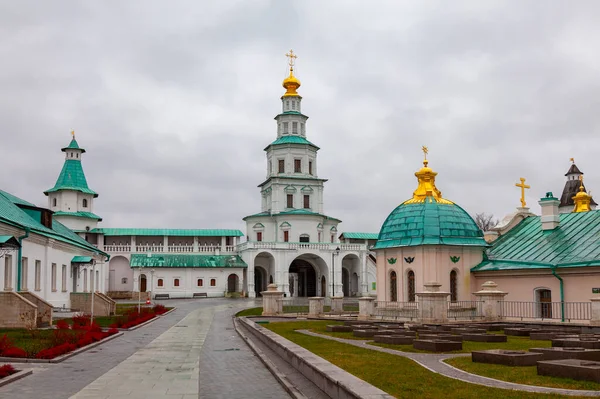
xmin=1 ymin=1 xmax=599 ymax=235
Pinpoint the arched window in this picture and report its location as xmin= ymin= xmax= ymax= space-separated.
xmin=210 ymin=278 xmax=216 ymax=287
xmin=197 ymin=278 xmax=203 ymax=287
xmin=407 ymin=270 xmax=415 ymax=302
xmin=157 ymin=278 xmax=163 ymax=287
xmin=174 ymin=278 xmax=180 ymax=287
xmin=390 ymin=271 xmax=397 ymax=302
xmin=82 ymin=198 xmax=88 ymax=208
xmin=450 ymin=270 xmax=457 ymax=302
xmin=52 ymin=198 xmax=57 ymax=207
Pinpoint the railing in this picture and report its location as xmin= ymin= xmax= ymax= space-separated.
xmin=373 ymin=301 xmax=419 ymax=321
xmin=500 ymin=301 xmax=592 ymax=322
xmin=103 ymin=245 xmax=131 ymax=252
xmin=277 ymin=297 xmax=309 ymax=315
xmin=167 ymin=245 xmax=194 ymax=253
xmin=136 ymin=245 xmax=164 ymax=253
xmin=447 ymin=301 xmax=484 ymax=320
xmin=235 ymin=241 xmax=368 ymax=252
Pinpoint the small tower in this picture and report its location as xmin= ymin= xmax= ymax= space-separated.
xmin=559 ymin=159 xmax=597 ymax=213
xmin=44 ymin=132 xmax=101 ymax=231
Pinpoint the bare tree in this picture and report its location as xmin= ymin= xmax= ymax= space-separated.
xmin=474 ymin=213 xmax=498 ymax=232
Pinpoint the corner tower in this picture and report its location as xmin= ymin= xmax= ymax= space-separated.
xmin=44 ymin=132 xmax=101 ymax=231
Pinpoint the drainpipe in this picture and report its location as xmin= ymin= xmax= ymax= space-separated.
xmin=551 ymin=266 xmax=565 ymax=322
xmin=16 ymin=228 xmax=30 ymax=292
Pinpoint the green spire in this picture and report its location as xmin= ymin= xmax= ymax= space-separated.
xmin=45 ymin=135 xmax=97 ymax=197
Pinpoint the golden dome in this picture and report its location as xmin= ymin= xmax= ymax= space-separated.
xmin=282 ymin=68 xmax=301 ymax=97
xmin=403 ymin=149 xmax=453 ymax=205
xmin=573 ymin=180 xmax=592 ymax=213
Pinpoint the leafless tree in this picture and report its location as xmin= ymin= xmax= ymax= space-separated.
xmin=474 ymin=213 xmax=498 ymax=232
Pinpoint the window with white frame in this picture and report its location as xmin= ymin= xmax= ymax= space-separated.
xmin=21 ymin=257 xmax=28 ymax=291
xmin=292 ymin=122 xmax=298 ymax=133
xmin=174 ymin=278 xmax=180 ymax=287
xmin=197 ymin=278 xmax=203 ymax=287
xmin=283 ymin=122 xmax=289 ymax=133
xmin=4 ymin=255 xmax=12 ymax=290
xmin=35 ymin=260 xmax=41 ymax=291
xmin=62 ymin=265 xmax=67 ymax=292
xmin=51 ymin=263 xmax=57 ymax=291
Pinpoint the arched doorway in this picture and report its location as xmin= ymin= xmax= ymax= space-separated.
xmin=227 ymin=274 xmax=239 ymax=293
xmin=536 ymin=288 xmax=552 ymax=318
xmin=254 ymin=266 xmax=267 ymax=296
xmin=390 ymin=271 xmax=397 ymax=301
xmin=139 ymin=274 xmax=147 ymax=292
xmin=342 ymin=268 xmax=350 ymax=297
xmin=289 ymin=254 xmax=328 ymax=297
xmin=108 ymin=255 xmax=133 ymax=291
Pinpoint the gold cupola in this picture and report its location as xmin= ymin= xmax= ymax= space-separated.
xmin=403 ymin=146 xmax=453 ymax=205
xmin=282 ymin=49 xmax=301 ymax=97
xmin=573 ymin=176 xmax=592 ymax=213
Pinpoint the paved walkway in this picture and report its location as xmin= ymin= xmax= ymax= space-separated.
xmin=0 ymin=299 xmax=290 ymax=399
xmin=299 ymin=330 xmax=600 ymax=397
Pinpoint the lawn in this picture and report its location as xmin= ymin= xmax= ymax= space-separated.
xmin=235 ymin=307 xmax=263 ymax=317
xmin=55 ymin=305 xmax=173 ymax=328
xmin=446 ymin=356 xmax=600 ymax=391
xmin=0 ymin=329 xmax=65 ymax=356
xmin=264 ymin=321 xmax=584 ymax=399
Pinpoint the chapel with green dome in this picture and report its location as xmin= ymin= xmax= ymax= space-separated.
xmin=372 ymin=149 xmax=488 ymax=302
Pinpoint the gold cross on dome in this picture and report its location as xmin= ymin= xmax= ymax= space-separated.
xmin=570 ymin=157 xmax=575 ymax=164
xmin=285 ymin=49 xmax=298 ymax=68
xmin=71 ymin=130 xmax=75 ymax=137
xmin=422 ymin=145 xmax=429 ymax=160
xmin=515 ymin=177 xmax=530 ymax=208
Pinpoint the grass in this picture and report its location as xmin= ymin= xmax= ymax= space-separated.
xmin=369 ymin=334 xmax=552 ymax=354
xmin=0 ymin=329 xmax=62 ymax=355
xmin=54 ymin=306 xmax=173 ymax=328
xmin=446 ymin=356 xmax=600 ymax=391
xmin=236 ymin=307 xmax=263 ymax=317
xmin=263 ymin=321 xmax=581 ymax=399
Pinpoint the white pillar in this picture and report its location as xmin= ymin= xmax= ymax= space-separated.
xmin=308 ymin=297 xmax=324 ymax=317
xmin=262 ymin=284 xmax=283 ymax=316
xmin=358 ymin=296 xmax=375 ymax=321
xmin=473 ymin=281 xmax=508 ymax=321
xmin=193 ymin=236 xmax=199 ymax=252
xmin=163 ymin=236 xmax=168 ymax=252
xmin=360 ymin=252 xmax=368 ymax=295
xmin=591 ymin=297 xmax=600 ymax=326
xmin=416 ymin=282 xmax=450 ymax=324
xmin=331 ymin=296 xmax=343 ymax=313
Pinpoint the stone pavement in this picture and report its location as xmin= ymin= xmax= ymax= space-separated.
xmin=0 ymin=299 xmax=291 ymax=399
xmin=299 ymin=329 xmax=600 ymax=397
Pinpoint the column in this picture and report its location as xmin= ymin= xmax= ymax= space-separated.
xmin=131 ymin=235 xmax=136 ymax=252
xmin=262 ymin=284 xmax=284 ymax=316
xmin=591 ymin=297 xmax=600 ymax=326
xmin=416 ymin=282 xmax=450 ymax=324
xmin=473 ymin=281 xmax=508 ymax=321
xmin=360 ymin=252 xmax=368 ymax=295
xmin=221 ymin=236 xmax=226 ymax=249
xmin=358 ymin=297 xmax=375 ymax=321
xmin=163 ymin=236 xmax=168 ymax=252
xmin=193 ymin=236 xmax=199 ymax=252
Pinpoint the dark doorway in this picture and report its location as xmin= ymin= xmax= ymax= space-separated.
xmin=289 ymin=259 xmax=316 ymax=297
xmin=342 ymin=268 xmax=350 ymax=297
xmin=390 ymin=271 xmax=397 ymax=302
xmin=227 ymin=274 xmax=239 ymax=293
xmin=140 ymin=274 xmax=147 ymax=292
xmin=538 ymin=289 xmax=552 ymax=318
xmin=321 ymin=276 xmax=326 ymax=297
xmin=254 ymin=267 xmax=265 ymax=297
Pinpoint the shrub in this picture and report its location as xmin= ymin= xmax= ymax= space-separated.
xmin=2 ymin=347 xmax=27 ymax=358
xmin=55 ymin=319 xmax=70 ymax=330
xmin=152 ymin=304 xmax=167 ymax=314
xmin=107 ymin=328 xmax=118 ymax=335
xmin=0 ymin=335 xmax=13 ymax=356
xmin=72 ymin=313 xmax=91 ymax=329
xmin=35 ymin=343 xmax=76 ymax=359
xmin=0 ymin=364 xmax=16 ymax=378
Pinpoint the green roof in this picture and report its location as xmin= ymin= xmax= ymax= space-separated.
xmin=44 ymin=159 xmax=98 ymax=197
xmin=341 ymin=232 xmax=379 ymax=240
xmin=62 ymin=138 xmax=85 ymax=153
xmin=89 ymin=228 xmax=244 ymax=237
xmin=243 ymin=209 xmax=341 ymax=223
xmin=264 ymin=135 xmax=320 ymax=151
xmin=130 ymin=254 xmax=247 ymax=268
xmin=0 ymin=235 xmax=20 ymax=247
xmin=53 ymin=211 xmax=102 ymax=221
xmin=0 ymin=191 xmax=106 ymax=257
xmin=472 ymin=210 xmax=600 ymax=272
xmin=71 ymin=256 xmax=93 ymax=263
xmin=373 ymin=200 xmax=487 ymax=250
xmin=0 ymin=190 xmax=36 ymax=207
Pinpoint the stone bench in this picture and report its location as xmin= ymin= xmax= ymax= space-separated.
xmin=472 ymin=350 xmax=543 ymax=366
xmin=192 ymin=292 xmax=208 ymax=298
xmin=530 ymin=332 xmax=563 ymax=340
xmin=350 ymin=324 xmax=378 ymax=331
xmin=537 ymin=359 xmax=600 ymax=383
xmin=504 ymin=328 xmax=538 ymax=336
xmin=530 ymin=347 xmax=600 ymax=361
xmin=353 ymin=329 xmax=378 ymax=338
xmin=154 ymin=293 xmax=170 ymax=300
xmin=419 ymin=334 xmax=463 ymax=342
xmin=462 ymin=333 xmax=508 ymax=343
xmin=344 ymin=320 xmax=373 ymax=326
xmin=451 ymin=328 xmax=487 ymax=335
xmin=326 ymin=325 xmax=353 ymax=332
xmin=373 ymin=335 xmax=414 ymax=345
xmin=413 ymin=340 xmax=462 ymax=352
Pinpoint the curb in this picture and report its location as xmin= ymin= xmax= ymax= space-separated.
xmin=0 ymin=332 xmax=124 ymax=364
xmin=233 ymin=317 xmax=307 ymax=399
xmin=0 ymin=369 xmax=33 ymax=387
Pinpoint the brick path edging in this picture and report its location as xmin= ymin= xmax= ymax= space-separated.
xmin=234 ymin=317 xmax=307 ymax=399
xmin=0 ymin=332 xmax=124 ymax=364
xmin=0 ymin=369 xmax=33 ymax=388
xmin=239 ymin=317 xmax=394 ymax=399
xmin=299 ymin=330 xmax=600 ymax=397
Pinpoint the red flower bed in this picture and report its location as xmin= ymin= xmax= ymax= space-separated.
xmin=109 ymin=307 xmax=159 ymax=329
xmin=0 ymin=315 xmax=119 ymax=360
xmin=0 ymin=364 xmax=16 ymax=379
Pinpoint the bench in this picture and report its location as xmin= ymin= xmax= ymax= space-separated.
xmin=154 ymin=294 xmax=170 ymax=300
xmin=193 ymin=293 xmax=208 ymax=298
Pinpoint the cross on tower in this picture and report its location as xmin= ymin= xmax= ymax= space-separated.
xmin=515 ymin=177 xmax=530 ymax=208
xmin=285 ymin=49 xmax=297 ymax=69
xmin=422 ymin=145 xmax=428 ymax=160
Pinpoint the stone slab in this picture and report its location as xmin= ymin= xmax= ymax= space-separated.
xmin=353 ymin=329 xmax=378 ymax=338
xmin=451 ymin=328 xmax=487 ymax=335
xmin=530 ymin=347 xmax=600 ymax=361
xmin=413 ymin=340 xmax=462 ymax=352
xmin=462 ymin=333 xmax=507 ymax=343
xmin=472 ymin=350 xmax=543 ymax=366
xmin=373 ymin=335 xmax=415 ymax=345
xmin=504 ymin=328 xmax=538 ymax=336
xmin=537 ymin=359 xmax=600 ymax=383
xmin=325 ymin=325 xmax=352 ymax=332
xmin=419 ymin=334 xmax=463 ymax=342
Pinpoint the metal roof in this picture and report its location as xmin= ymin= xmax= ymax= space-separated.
xmin=53 ymin=211 xmax=102 ymax=221
xmin=472 ymin=210 xmax=600 ymax=271
xmin=61 ymin=138 xmax=86 ymax=153
xmin=243 ymin=209 xmax=341 ymax=223
xmin=373 ymin=200 xmax=487 ymax=250
xmin=44 ymin=159 xmax=98 ymax=197
xmin=71 ymin=256 xmax=93 ymax=263
xmin=89 ymin=228 xmax=244 ymax=237
xmin=264 ymin=135 xmax=320 ymax=151
xmin=340 ymin=232 xmax=379 ymax=240
xmin=130 ymin=254 xmax=247 ymax=268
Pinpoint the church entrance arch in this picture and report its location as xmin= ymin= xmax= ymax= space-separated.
xmin=289 ymin=254 xmax=328 ymax=297
xmin=254 ymin=252 xmax=275 ymax=296
xmin=228 ymin=274 xmax=239 ymax=293
xmin=341 ymin=253 xmax=360 ymax=297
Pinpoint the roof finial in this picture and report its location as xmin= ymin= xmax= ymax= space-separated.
xmin=515 ymin=177 xmax=530 ymax=208
xmin=285 ymin=49 xmax=297 ymax=72
xmin=282 ymin=49 xmax=301 ymax=97
xmin=573 ymin=174 xmax=592 ymax=212
xmin=403 ymin=147 xmax=453 ymax=205
xmin=71 ymin=129 xmax=75 ymax=138
xmin=570 ymin=157 xmax=575 ymax=164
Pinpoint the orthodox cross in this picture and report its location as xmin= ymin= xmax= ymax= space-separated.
xmin=71 ymin=130 xmax=75 ymax=137
xmin=285 ymin=49 xmax=297 ymax=69
xmin=570 ymin=157 xmax=575 ymax=164
xmin=515 ymin=177 xmax=530 ymax=208
xmin=422 ymin=145 xmax=428 ymax=160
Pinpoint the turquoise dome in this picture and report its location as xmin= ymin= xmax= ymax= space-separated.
xmin=373 ymin=200 xmax=487 ymax=249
